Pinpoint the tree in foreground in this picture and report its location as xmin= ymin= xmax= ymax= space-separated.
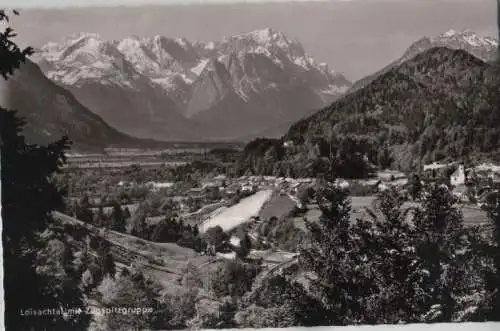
xmin=236 ymin=233 xmax=252 ymax=259
xmin=299 ymin=180 xmax=379 ymax=325
xmin=76 ymin=194 xmax=93 ymax=223
xmin=407 ymin=173 xmax=423 ymax=200
xmin=95 ymin=268 xmax=164 ymax=330
xmin=368 ymin=185 xmax=486 ymax=322
xmin=411 ymin=185 xmax=473 ymax=322
xmin=237 ymin=273 xmax=328 ymax=328
xmin=131 ymin=212 xmax=148 ymax=238
xmin=110 ymin=201 xmax=126 ymax=232
xmin=363 ymin=187 xmax=424 ymax=323
xmin=203 ymin=225 xmax=229 ymax=252
xmin=211 ymin=260 xmax=261 ymax=298
xmin=1 ymin=9 xmax=88 ymax=330
xmin=298 ymin=180 xmax=484 ymax=324
xmin=480 ymin=193 xmax=500 ymax=320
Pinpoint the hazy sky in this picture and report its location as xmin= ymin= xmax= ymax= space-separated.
xmin=5 ymin=0 xmax=336 ymax=8
xmin=5 ymin=0 xmax=497 ymax=80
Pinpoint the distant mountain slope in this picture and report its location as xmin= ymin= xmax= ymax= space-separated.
xmin=237 ymin=108 xmax=318 ymax=142
xmin=191 ymin=76 xmax=326 ymax=140
xmin=0 ymin=59 xmax=142 ymax=151
xmin=349 ymin=30 xmax=499 ymax=94
xmin=240 ymin=47 xmax=500 ymax=175
xmin=34 ymin=28 xmax=351 ymax=141
xmin=33 ymin=34 xmax=206 ymax=141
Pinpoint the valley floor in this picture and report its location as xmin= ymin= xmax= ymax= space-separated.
xmin=53 ymin=150 xmax=499 ymax=329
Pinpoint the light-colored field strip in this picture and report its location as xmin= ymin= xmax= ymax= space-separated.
xmin=199 ymin=190 xmax=274 ymax=233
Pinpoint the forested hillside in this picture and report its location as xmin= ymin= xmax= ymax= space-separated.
xmin=239 ymin=47 xmax=500 ymax=177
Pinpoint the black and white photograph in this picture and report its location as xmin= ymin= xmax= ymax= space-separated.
xmin=1 ymin=0 xmax=500 ymax=330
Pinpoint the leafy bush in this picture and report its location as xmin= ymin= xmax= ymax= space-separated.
xmin=210 ymin=260 xmax=261 ymax=298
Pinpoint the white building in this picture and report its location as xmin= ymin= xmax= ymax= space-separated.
xmin=145 ymin=181 xmax=175 ymax=192
xmin=377 ymin=183 xmax=389 ymax=192
xmin=450 ymin=164 xmax=466 ymax=187
xmin=424 ymin=162 xmax=455 ymax=171
xmin=241 ymin=185 xmax=254 ymax=192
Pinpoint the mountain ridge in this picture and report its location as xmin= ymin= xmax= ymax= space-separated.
xmin=33 ymin=28 xmax=352 ymax=141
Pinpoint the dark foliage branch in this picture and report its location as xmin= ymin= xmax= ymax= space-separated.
xmin=0 ymin=9 xmax=33 ymax=80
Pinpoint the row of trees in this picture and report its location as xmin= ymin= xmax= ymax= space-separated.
xmin=66 ymin=195 xmax=131 ymax=232
xmin=70 ymin=194 xmax=208 ymax=251
xmin=237 ymin=134 xmax=380 ymax=180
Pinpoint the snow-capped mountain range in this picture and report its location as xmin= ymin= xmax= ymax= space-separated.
xmin=349 ymin=29 xmax=499 ymax=94
xmin=33 ymin=28 xmax=351 ymax=141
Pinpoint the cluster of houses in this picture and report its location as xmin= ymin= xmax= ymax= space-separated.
xmin=423 ymin=162 xmax=500 ymax=204
xmin=357 ymin=170 xmax=409 ymax=192
xmin=114 ymin=161 xmax=500 ymax=218
xmin=195 ymin=175 xmax=318 ymax=196
xmin=117 ymin=180 xmax=176 ymax=193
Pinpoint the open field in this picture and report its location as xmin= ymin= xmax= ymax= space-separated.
xmin=259 ymin=194 xmax=297 ymax=221
xmin=349 ymin=196 xmax=489 ymax=225
xmin=181 ymin=201 xmax=229 ymax=226
xmin=293 ymin=207 xmax=322 ymax=231
xmin=64 ymin=145 xmax=242 ymax=169
xmin=458 ymin=205 xmax=491 ymax=226
xmin=189 ymin=192 xmax=491 ymax=233
xmin=64 ymin=151 xmax=192 ymax=169
xmin=199 ymin=189 xmax=274 ymax=233
xmin=65 ymin=159 xmax=188 ymax=169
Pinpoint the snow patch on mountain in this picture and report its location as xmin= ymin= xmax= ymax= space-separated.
xmin=180 ymin=73 xmax=195 ymax=84
xmin=205 ymin=41 xmax=216 ymax=50
xmin=294 ymin=56 xmax=312 ymax=69
xmin=249 ymin=46 xmax=284 ymax=68
xmin=402 ymin=29 xmax=499 ymax=64
xmin=241 ymin=28 xmax=296 ymax=49
xmin=321 ymin=84 xmax=350 ymax=95
xmin=435 ymin=29 xmax=498 ymax=47
xmin=191 ymin=59 xmax=211 ymax=76
xmin=117 ymin=37 xmax=162 ymax=75
xmin=251 ymin=28 xmax=280 ymax=43
xmin=175 ymin=37 xmax=190 ymax=48
xmin=443 ymin=29 xmax=458 ymax=37
xmin=151 ymin=76 xmax=178 ymax=90
xmin=441 ymin=29 xmax=495 ymax=45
